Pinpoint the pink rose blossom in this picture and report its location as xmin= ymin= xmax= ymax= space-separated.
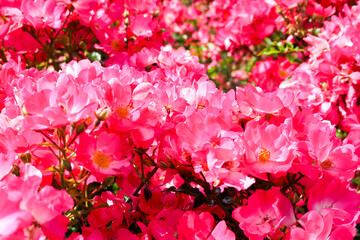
xmin=232 ymin=187 xmax=296 ymax=239
xmin=243 ymin=119 xmax=296 ymax=179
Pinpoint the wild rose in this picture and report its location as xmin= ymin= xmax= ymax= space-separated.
xmin=289 ymin=209 xmax=358 ymax=240
xmin=250 ymin=56 xmax=297 ymax=92
xmin=306 ymin=120 xmax=358 ymax=179
xmin=232 ymin=187 xmax=296 ymax=239
xmin=289 ymin=211 xmax=334 ymax=240
xmin=242 ymin=119 xmax=296 ymax=180
xmin=0 ymin=164 xmax=73 ymax=239
xmin=308 ymin=174 xmax=360 ymax=227
xmin=87 ymin=191 xmax=131 ymax=235
xmin=236 ymin=84 xmax=295 ymax=120
xmin=21 ymin=0 xmax=67 ymax=29
xmin=22 ymin=65 xmax=100 ymax=129
xmin=76 ymin=131 xmax=132 ymax=181
xmin=204 ymin=137 xmax=255 ymax=191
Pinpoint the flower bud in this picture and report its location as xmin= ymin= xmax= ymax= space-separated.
xmin=76 ymin=122 xmax=87 ymax=135
xmin=95 ymin=107 xmax=110 ymax=121
xmin=20 ymin=153 xmax=32 ymax=163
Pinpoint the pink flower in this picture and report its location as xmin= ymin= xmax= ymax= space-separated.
xmin=328 ymin=224 xmax=357 ymax=240
xmin=130 ymin=15 xmax=154 ymax=38
xmin=275 ymin=0 xmax=302 ymax=9
xmin=124 ymin=0 xmax=159 ymax=14
xmin=177 ymin=211 xmax=214 ymax=240
xmin=115 ymin=228 xmax=137 ymax=240
xmin=0 ymin=188 xmax=33 ymax=238
xmin=306 ymin=0 xmax=335 ymax=17
xmin=306 ymin=121 xmax=358 ymax=179
xmin=76 ymin=132 xmax=132 ymax=180
xmin=236 ymin=84 xmax=295 ymax=118
xmin=205 ymin=138 xmax=255 ymax=191
xmin=250 ymin=56 xmax=297 ymax=92
xmin=232 ymin=187 xmax=296 ymax=239
xmin=4 ymin=28 xmax=43 ymax=54
xmin=289 ymin=210 xmax=357 ymax=240
xmin=139 ymin=188 xmax=165 ymax=216
xmin=0 ymin=150 xmax=15 ymax=180
xmin=289 ymin=211 xmax=333 ymax=240
xmin=21 ymin=185 xmax=73 ymax=224
xmin=308 ymin=174 xmax=360 ymax=226
xmin=87 ymin=191 xmax=130 ymax=232
xmin=23 ymin=65 xmax=100 ymax=129
xmin=0 ymin=164 xmax=73 ymax=239
xmin=208 ymin=221 xmax=235 ymax=240
xmin=243 ymin=119 xmax=296 ymax=179
xmin=147 ymin=209 xmax=184 ymax=239
xmin=41 ymin=215 xmax=70 ymax=240
xmin=21 ymin=0 xmax=66 ymax=29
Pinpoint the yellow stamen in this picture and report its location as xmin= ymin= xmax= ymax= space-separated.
xmin=116 ymin=104 xmax=131 ymax=119
xmin=259 ymin=148 xmax=271 ymax=163
xmin=92 ymin=150 xmax=112 ymax=168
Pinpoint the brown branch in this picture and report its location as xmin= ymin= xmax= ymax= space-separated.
xmin=133 ymin=166 xmax=159 ymax=197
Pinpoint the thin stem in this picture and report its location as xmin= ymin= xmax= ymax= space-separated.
xmin=140 ymin=154 xmax=144 ymax=181
xmin=83 ymin=174 xmax=90 ymax=208
xmin=47 ymin=145 xmax=60 ymax=160
xmin=53 ymin=10 xmax=72 ymax=41
xmin=0 ymin=48 xmax=7 ymax=63
xmin=37 ymin=130 xmax=62 ymax=151
xmin=138 ymin=148 xmax=156 ymax=165
xmin=66 ymin=132 xmax=78 ymax=148
xmin=133 ymin=166 xmax=159 ymax=197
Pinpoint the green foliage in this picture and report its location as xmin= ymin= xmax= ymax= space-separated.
xmin=258 ymin=38 xmax=305 ymax=58
xmin=336 ymin=128 xmax=348 ymax=140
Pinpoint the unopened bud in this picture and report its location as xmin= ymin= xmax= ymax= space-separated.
xmin=153 ymin=10 xmax=160 ymax=18
xmin=11 ymin=164 xmax=20 ymax=176
xmin=20 ymin=153 xmax=32 ymax=163
xmin=95 ymin=108 xmax=110 ymax=121
xmin=76 ymin=122 xmax=87 ymax=135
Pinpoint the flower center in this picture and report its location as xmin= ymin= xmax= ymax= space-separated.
xmin=111 ymin=39 xmax=121 ymax=51
xmin=116 ymin=104 xmax=131 ymax=119
xmin=320 ymin=158 xmax=334 ymax=170
xmin=259 ymin=148 xmax=271 ymax=163
xmin=92 ymin=150 xmax=112 ymax=168
xmin=279 ymin=69 xmax=288 ymax=78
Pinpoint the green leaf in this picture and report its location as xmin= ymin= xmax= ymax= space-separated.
xmin=351 ymin=178 xmax=360 ymax=186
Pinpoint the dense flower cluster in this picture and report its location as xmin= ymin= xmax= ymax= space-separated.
xmin=0 ymin=0 xmax=360 ymax=240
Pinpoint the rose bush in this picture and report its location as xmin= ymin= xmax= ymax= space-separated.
xmin=0 ymin=0 xmax=360 ymax=239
